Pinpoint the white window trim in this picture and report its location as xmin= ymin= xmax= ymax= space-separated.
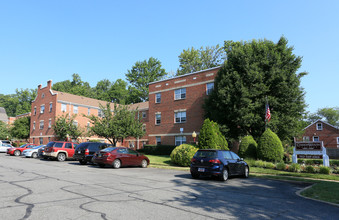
xmin=39 ymin=120 xmax=44 ymax=130
xmin=73 ymin=105 xmax=78 ymax=114
xmin=337 ymin=137 xmax=339 ymax=144
xmin=175 ymin=136 xmax=187 ymax=146
xmin=40 ymin=105 xmax=45 ymax=114
xmin=313 ymin=136 xmax=319 ymax=142
xmin=174 ymin=88 xmax=186 ymax=100
xmin=33 ymin=121 xmax=36 ymax=130
xmin=155 ymin=113 xmax=161 ymax=125
xmin=316 ymin=123 xmax=323 ymax=131
xmin=49 ymin=102 xmax=53 ymax=112
xmin=156 ymin=136 xmax=161 ymax=145
xmin=61 ymin=104 xmax=67 ymax=112
xmin=206 ymin=82 xmax=214 ymax=95
xmin=142 ymin=111 xmax=146 ymax=118
xmin=48 ymin=119 xmax=52 ymax=128
xmin=155 ymin=93 xmax=161 ymax=103
xmin=174 ymin=111 xmax=186 ymax=123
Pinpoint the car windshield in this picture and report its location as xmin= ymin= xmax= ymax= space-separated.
xmin=102 ymin=147 xmax=117 ymax=152
xmin=33 ymin=146 xmax=42 ymax=149
xmin=194 ymin=150 xmax=217 ymax=158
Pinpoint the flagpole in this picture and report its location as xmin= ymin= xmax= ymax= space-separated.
xmin=265 ymin=96 xmax=268 ymax=130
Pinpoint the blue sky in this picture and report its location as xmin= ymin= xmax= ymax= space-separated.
xmin=0 ymin=0 xmax=338 ymax=113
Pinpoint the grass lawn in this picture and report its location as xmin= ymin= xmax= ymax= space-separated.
xmin=146 ymin=154 xmax=339 ymax=204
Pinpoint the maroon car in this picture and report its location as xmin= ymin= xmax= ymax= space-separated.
xmin=93 ymin=147 xmax=150 ymax=168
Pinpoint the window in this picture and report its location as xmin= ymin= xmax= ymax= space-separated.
xmin=39 ymin=120 xmax=44 ymax=130
xmin=87 ymin=122 xmax=90 ymax=131
xmin=33 ymin=121 xmax=36 ymax=130
xmin=49 ymin=103 xmax=53 ymax=112
xmin=73 ymin=121 xmax=78 ymax=127
xmin=61 ymin=104 xmax=67 ymax=112
xmin=230 ymin=151 xmax=240 ymax=160
xmin=316 ymin=123 xmax=323 ymax=130
xmin=73 ymin=105 xmax=78 ymax=114
xmin=34 ymin=107 xmax=37 ymax=115
xmin=206 ymin=82 xmax=214 ymax=95
xmin=155 ymin=113 xmax=161 ymax=125
xmin=156 ymin=136 xmax=161 ymax=145
xmin=303 ymin=136 xmax=310 ymax=142
xmin=337 ymin=137 xmax=339 ymax=144
xmin=142 ymin=124 xmax=146 ymax=132
xmin=33 ymin=138 xmax=35 ymax=144
xmin=142 ymin=111 xmax=146 ymax=118
xmin=175 ymin=136 xmax=186 ymax=146
xmin=42 ymin=93 xmax=45 ymax=98
xmin=156 ymin=93 xmax=161 ymax=103
xmin=175 ymin=88 xmax=186 ymax=100
xmin=313 ymin=136 xmax=319 ymax=142
xmin=222 ymin=151 xmax=233 ymax=160
xmin=175 ymin=111 xmax=186 ymax=123
xmin=48 ymin=119 xmax=52 ymax=128
xmin=48 ymin=137 xmax=51 ymax=142
xmin=39 ymin=137 xmax=43 ymax=145
xmin=65 ymin=143 xmax=72 ymax=149
xmin=40 ymin=105 xmax=45 ymax=114
xmin=88 ymin=108 xmax=91 ymax=116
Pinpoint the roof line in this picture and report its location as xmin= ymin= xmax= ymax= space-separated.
xmin=304 ymin=119 xmax=339 ymax=130
xmin=149 ymin=66 xmax=221 ymax=85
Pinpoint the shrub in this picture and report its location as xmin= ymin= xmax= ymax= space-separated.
xmin=276 ymin=162 xmax=286 ymax=171
xmin=245 ymin=158 xmax=256 ymax=167
xmin=238 ymin=135 xmax=257 ymax=159
xmin=198 ymin=119 xmax=228 ymax=150
xmin=319 ymin=166 xmax=331 ymax=175
xmin=170 ymin=144 xmax=198 ymax=167
xmin=141 ymin=145 xmax=176 ymax=155
xmin=257 ymin=129 xmax=284 ymax=162
xmin=12 ymin=142 xmax=18 ymax=147
xmin=254 ymin=160 xmax=265 ymax=168
xmin=305 ymin=165 xmax=316 ymax=173
xmin=264 ymin=162 xmax=275 ymax=169
xmin=288 ymin=163 xmax=301 ymax=172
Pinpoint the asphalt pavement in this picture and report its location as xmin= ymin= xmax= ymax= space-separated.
xmin=0 ymin=153 xmax=338 ymax=220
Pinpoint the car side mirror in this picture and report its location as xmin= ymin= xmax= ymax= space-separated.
xmin=239 ymin=158 xmax=244 ymax=161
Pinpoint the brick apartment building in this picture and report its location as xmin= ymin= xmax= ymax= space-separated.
xmin=147 ymin=66 xmax=220 ymax=146
xmin=29 ymin=80 xmax=148 ymax=146
xmin=298 ymin=120 xmax=339 ymax=149
xmin=29 ymin=67 xmax=220 ymax=147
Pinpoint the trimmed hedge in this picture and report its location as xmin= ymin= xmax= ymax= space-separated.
xmin=140 ymin=145 xmax=176 ymax=155
xmin=170 ymin=144 xmax=198 ymax=167
xmin=257 ymin=128 xmax=284 ymax=162
xmin=239 ymin=135 xmax=257 ymax=159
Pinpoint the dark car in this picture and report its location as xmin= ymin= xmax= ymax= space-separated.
xmin=190 ymin=149 xmax=249 ymax=181
xmin=73 ymin=142 xmax=111 ymax=165
xmin=93 ymin=147 xmax=150 ymax=169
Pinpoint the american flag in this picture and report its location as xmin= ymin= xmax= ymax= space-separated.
xmin=265 ymin=104 xmax=271 ymax=123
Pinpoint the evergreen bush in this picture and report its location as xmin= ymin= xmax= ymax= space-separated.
xmin=319 ymin=166 xmax=331 ymax=175
xmin=257 ymin=128 xmax=284 ymax=162
xmin=198 ymin=119 xmax=228 ymax=150
xmin=288 ymin=163 xmax=301 ymax=172
xmin=238 ymin=135 xmax=257 ymax=159
xmin=276 ymin=162 xmax=286 ymax=170
xmin=305 ymin=165 xmax=316 ymax=173
xmin=170 ymin=144 xmax=198 ymax=167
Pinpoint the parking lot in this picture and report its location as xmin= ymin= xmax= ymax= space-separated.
xmin=0 ymin=153 xmax=338 ymax=220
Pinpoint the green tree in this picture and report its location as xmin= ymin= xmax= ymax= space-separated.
xmin=0 ymin=121 xmax=11 ymax=140
xmin=0 ymin=89 xmax=36 ymax=117
xmin=307 ymin=107 xmax=339 ymax=126
xmin=238 ymin=135 xmax=257 ymax=159
xmin=86 ymin=103 xmax=145 ymax=146
xmin=109 ymin=79 xmax=130 ymax=104
xmin=52 ymin=73 xmax=94 ymax=98
xmin=177 ymin=45 xmax=225 ymax=75
xmin=53 ymin=114 xmax=83 ymax=141
xmin=204 ymin=37 xmax=307 ymax=143
xmin=126 ymin=57 xmax=167 ymax=102
xmin=94 ymin=79 xmax=112 ymax=101
xmin=10 ymin=116 xmax=30 ymax=140
xmin=257 ymin=128 xmax=284 ymax=162
xmin=198 ymin=119 xmax=228 ymax=150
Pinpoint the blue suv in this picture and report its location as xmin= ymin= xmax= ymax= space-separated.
xmin=190 ymin=149 xmax=249 ymax=181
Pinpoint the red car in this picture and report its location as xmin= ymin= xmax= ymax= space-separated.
xmin=93 ymin=147 xmax=150 ymax=168
xmin=7 ymin=144 xmax=38 ymax=156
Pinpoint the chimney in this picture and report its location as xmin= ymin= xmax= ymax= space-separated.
xmin=47 ymin=80 xmax=52 ymax=89
xmin=38 ymin=84 xmax=42 ymax=90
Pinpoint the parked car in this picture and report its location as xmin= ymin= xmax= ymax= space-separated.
xmin=7 ymin=144 xmax=38 ymax=156
xmin=93 ymin=147 xmax=150 ymax=168
xmin=37 ymin=145 xmax=47 ymax=159
xmin=22 ymin=145 xmax=45 ymax=158
xmin=73 ymin=142 xmax=111 ymax=165
xmin=190 ymin=149 xmax=249 ymax=181
xmin=0 ymin=140 xmax=12 ymax=145
xmin=44 ymin=141 xmax=78 ymax=161
xmin=0 ymin=143 xmax=14 ymax=153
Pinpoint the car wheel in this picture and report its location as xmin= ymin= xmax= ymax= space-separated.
xmin=79 ymin=160 xmax=87 ymax=165
xmin=14 ymin=150 xmax=21 ymax=156
xmin=57 ymin=153 xmax=66 ymax=162
xmin=191 ymin=172 xmax=200 ymax=179
xmin=99 ymin=163 xmax=105 ymax=168
xmin=32 ymin=152 xmax=38 ymax=158
xmin=141 ymin=159 xmax=148 ymax=168
xmin=243 ymin=166 xmax=249 ymax=178
xmin=113 ymin=159 xmax=121 ymax=169
xmin=220 ymin=168 xmax=229 ymax=181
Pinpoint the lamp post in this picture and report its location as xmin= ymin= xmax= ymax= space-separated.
xmin=192 ymin=131 xmax=197 ymax=143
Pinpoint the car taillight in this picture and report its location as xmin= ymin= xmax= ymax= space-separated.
xmin=85 ymin=149 xmax=89 ymax=155
xmin=209 ymin=159 xmax=221 ymax=164
xmin=191 ymin=158 xmax=197 ymax=162
xmin=104 ymin=152 xmax=110 ymax=157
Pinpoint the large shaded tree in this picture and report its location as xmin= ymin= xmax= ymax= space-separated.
xmin=126 ymin=57 xmax=167 ymax=102
xmin=177 ymin=45 xmax=225 ymax=76
xmin=10 ymin=116 xmax=30 ymax=140
xmin=0 ymin=121 xmax=11 ymax=140
xmin=86 ymin=103 xmax=144 ymax=146
xmin=306 ymin=107 xmax=339 ymax=127
xmin=52 ymin=73 xmax=94 ymax=98
xmin=0 ymin=89 xmax=36 ymax=117
xmin=205 ymin=37 xmax=307 ymax=143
